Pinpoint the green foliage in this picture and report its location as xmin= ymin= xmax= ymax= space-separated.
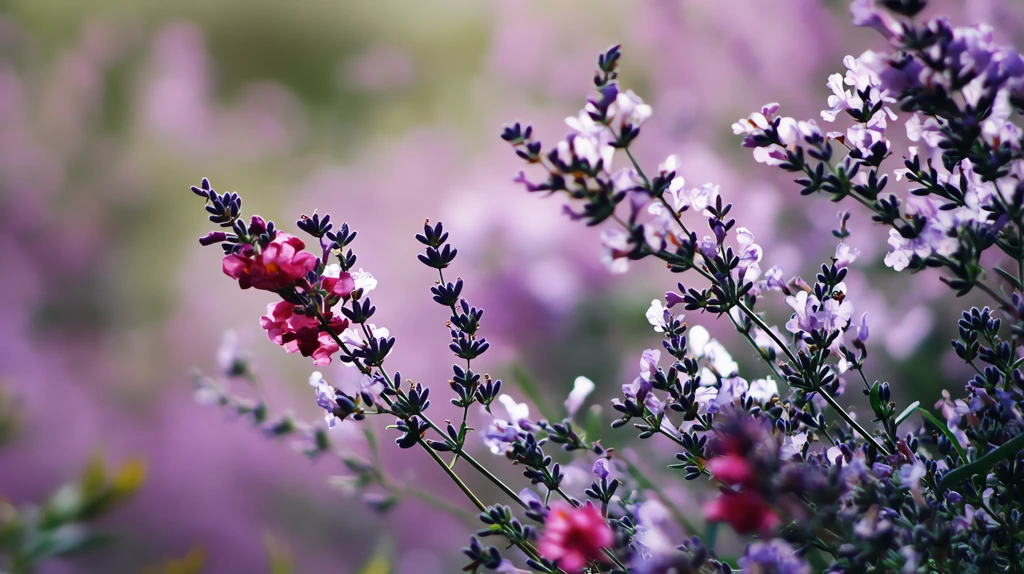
xmin=0 ymin=452 xmax=145 ymax=574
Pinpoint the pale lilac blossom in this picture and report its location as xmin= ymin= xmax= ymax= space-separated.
xmin=564 ymin=376 xmax=595 ymax=417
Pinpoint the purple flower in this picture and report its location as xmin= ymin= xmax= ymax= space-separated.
xmin=850 ymin=0 xmax=903 ymax=40
xmin=310 ymin=372 xmax=341 ymax=427
xmin=483 ymin=418 xmax=520 ymax=454
xmin=639 ymin=349 xmax=661 ymax=382
xmin=646 ymin=299 xmax=672 ymax=333
xmin=833 ymin=242 xmax=860 ymax=269
xmin=739 ymin=540 xmax=810 ymax=574
xmin=600 ymin=228 xmax=631 ymax=274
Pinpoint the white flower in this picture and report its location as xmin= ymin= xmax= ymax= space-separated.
xmin=731 ymin=103 xmax=779 ymax=135
xmin=752 ymin=326 xmax=783 ymax=354
xmin=194 ymin=379 xmax=223 ymax=406
xmin=340 ymin=324 xmax=390 ymax=347
xmin=216 ymin=330 xmax=242 ymax=375
xmin=703 ymin=340 xmax=739 ymax=378
xmin=687 ymin=183 xmax=720 ymax=214
xmin=747 ymin=377 xmax=779 ymax=403
xmin=309 ymin=371 xmax=325 ymax=387
xmin=688 ymin=325 xmax=711 ymax=356
xmin=565 ymin=110 xmax=606 ymax=138
xmin=495 ymin=560 xmax=532 ymax=574
xmin=694 ymin=386 xmax=720 ymax=414
xmin=827 ymin=445 xmax=845 ymax=465
xmin=716 ymin=376 xmax=748 ymax=407
xmin=646 ymin=299 xmax=669 ymax=333
xmin=351 ymin=268 xmax=377 ymax=293
xmin=564 ymin=376 xmax=595 ymax=417
xmin=610 ymin=89 xmax=653 ymax=130
xmin=658 ymin=154 xmax=681 ymax=175
xmin=322 ymin=263 xmax=342 ymax=278
xmin=498 ymin=394 xmax=531 ymax=429
xmin=780 ymin=432 xmax=808 ymax=460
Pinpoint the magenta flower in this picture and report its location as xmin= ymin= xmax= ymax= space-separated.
xmin=260 ymin=301 xmax=348 ymax=365
xmin=704 ymin=490 xmax=780 ymax=535
xmin=223 ymin=232 xmax=317 ymax=291
xmin=706 ymin=453 xmax=754 ymax=488
xmin=537 ymin=503 xmax=614 ymax=573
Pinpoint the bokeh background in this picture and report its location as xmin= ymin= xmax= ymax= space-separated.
xmin=2 ymin=0 xmax=1023 ymax=572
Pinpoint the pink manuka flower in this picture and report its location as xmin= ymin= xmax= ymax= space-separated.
xmin=260 ymin=301 xmax=348 ymax=365
xmin=704 ymin=490 xmax=780 ymax=535
xmin=223 ymin=232 xmax=317 ymax=291
xmin=537 ymin=503 xmax=614 ymax=572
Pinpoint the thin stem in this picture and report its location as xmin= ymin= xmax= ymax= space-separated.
xmin=438 ymin=268 xmax=473 ymax=469
xmin=735 ymin=299 xmax=890 ymax=455
xmin=620 ymin=457 xmax=698 ymax=535
xmin=726 ymin=311 xmax=784 ymax=383
xmin=418 ymin=439 xmax=553 ymax=568
xmin=817 ymin=387 xmax=887 ymax=455
xmin=973 ymin=278 xmax=1016 ymax=315
xmin=402 ymin=486 xmax=478 ymax=527
xmin=403 ymin=409 xmax=535 ymax=516
xmin=608 ymin=162 xmax=893 ymax=455
xmin=419 ymin=439 xmax=488 ymax=512
xmin=1017 ymin=223 xmax=1024 ymax=290
xmin=625 ymin=147 xmax=692 ymax=238
xmin=243 ymin=370 xmax=271 ymax=409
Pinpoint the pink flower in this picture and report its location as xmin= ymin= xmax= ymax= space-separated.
xmin=704 ymin=490 xmax=780 ymax=535
xmin=322 ymin=273 xmax=355 ymax=299
xmin=223 ymin=232 xmax=317 ymax=291
xmin=537 ymin=503 xmax=614 ymax=572
xmin=706 ymin=453 xmax=754 ymax=488
xmin=260 ymin=301 xmax=348 ymax=365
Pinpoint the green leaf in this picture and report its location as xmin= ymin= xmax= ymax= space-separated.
xmin=868 ymin=382 xmax=883 ymax=418
xmin=939 ymin=432 xmax=1024 ymax=492
xmin=140 ymin=546 xmax=206 ymax=574
xmin=894 ymin=401 xmax=921 ymax=427
xmin=704 ymin=521 xmax=718 ymax=551
xmin=359 ymin=540 xmax=393 ymax=574
xmin=510 ymin=363 xmax=557 ymax=422
xmin=583 ymin=404 xmax=602 ymax=445
xmin=79 ymin=451 xmax=107 ymax=499
xmin=111 ymin=459 xmax=147 ymax=499
xmin=993 ymin=267 xmax=1023 ymax=291
xmin=920 ymin=410 xmax=968 ymax=467
xmin=265 ymin=533 xmax=293 ymax=574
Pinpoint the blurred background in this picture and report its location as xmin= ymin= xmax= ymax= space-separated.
xmin=1 ymin=0 xmax=1023 ymax=572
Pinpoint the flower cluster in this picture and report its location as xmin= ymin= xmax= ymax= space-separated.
xmin=185 ymin=1 xmax=1024 ymax=572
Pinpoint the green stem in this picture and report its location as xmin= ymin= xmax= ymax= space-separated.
xmin=620 ymin=457 xmax=698 ymax=535
xmin=608 ymin=171 xmax=893 ymax=456
xmin=625 ymin=147 xmax=692 ymax=238
xmin=437 ymin=268 xmax=472 ymax=469
xmin=817 ymin=388 xmax=887 ymax=454
xmin=418 ymin=439 xmax=552 ymax=568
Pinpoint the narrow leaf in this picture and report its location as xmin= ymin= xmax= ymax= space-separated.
xmin=510 ymin=363 xmax=557 ymax=422
xmin=894 ymin=401 xmax=921 ymax=427
xmin=993 ymin=267 xmax=1023 ymax=291
xmin=920 ymin=410 xmax=967 ymax=466
xmin=939 ymin=432 xmax=1024 ymax=491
